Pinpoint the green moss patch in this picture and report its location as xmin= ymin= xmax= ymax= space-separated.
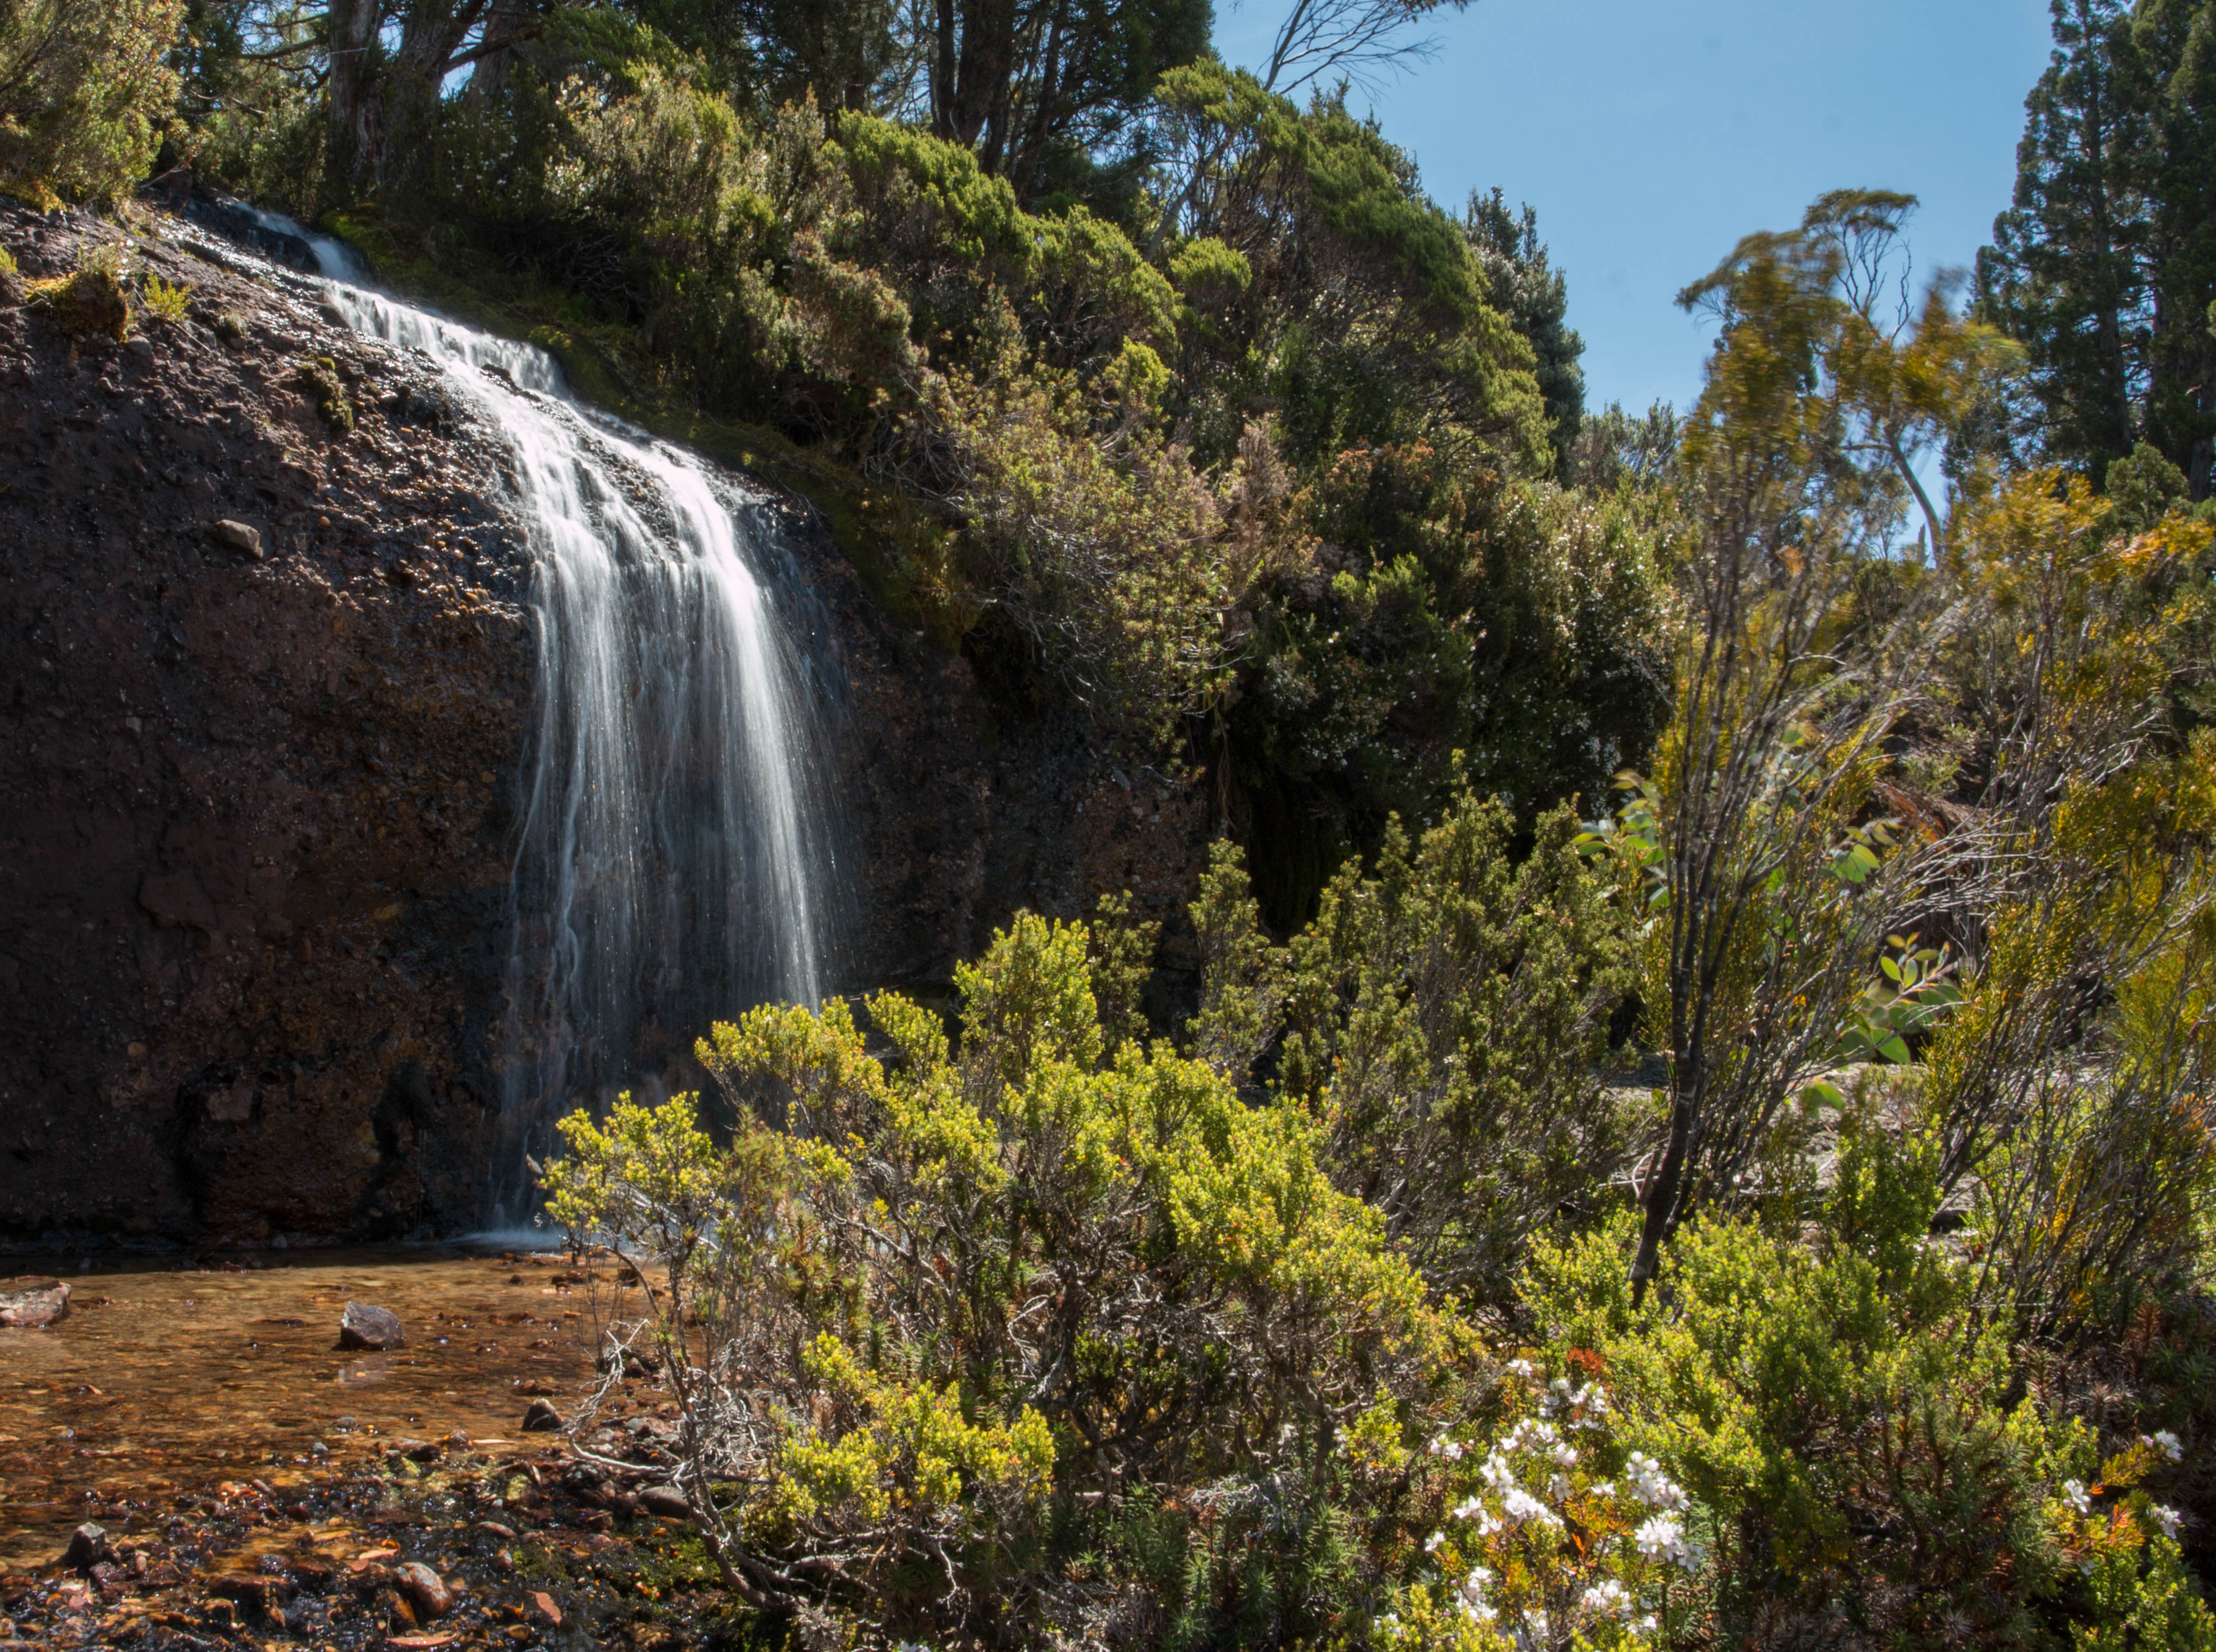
xmin=294 ymin=355 xmax=355 ymax=433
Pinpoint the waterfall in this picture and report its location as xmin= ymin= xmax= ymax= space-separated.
xmin=295 ymin=247 xmax=832 ymax=1221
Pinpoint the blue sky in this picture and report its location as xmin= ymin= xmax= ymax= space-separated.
xmin=1214 ymin=0 xmax=2061 ymax=419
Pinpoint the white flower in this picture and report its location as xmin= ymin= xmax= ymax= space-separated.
xmin=1501 ymin=1486 xmax=1562 ymax=1529
xmin=2063 ymin=1479 xmax=2091 ymax=1515
xmin=1580 ymin=1578 xmax=1633 ymax=1618
xmin=1428 ymin=1433 xmax=1465 ymax=1461
xmin=1625 ymin=1451 xmax=1687 ymax=1511
xmin=2151 ymin=1504 xmax=2184 ymax=1539
xmin=1423 ymin=1530 xmax=1446 ymax=1553
xmin=1457 ymin=1565 xmax=1498 ymax=1625
xmin=1506 ymin=1358 xmax=1538 ymax=1380
xmin=1452 ymin=1495 xmax=1485 ymax=1522
xmin=1635 ymin=1514 xmax=1690 ymax=1565
xmin=1481 ymin=1452 xmax=1518 ymax=1493
xmin=1634 ymin=1613 xmax=1658 ymax=1634
xmin=2149 ymin=1430 xmax=2184 ymax=1463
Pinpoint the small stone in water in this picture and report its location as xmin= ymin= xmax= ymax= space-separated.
xmin=64 ymin=1522 xmax=109 ymax=1571
xmin=0 ymin=1277 xmax=71 ymax=1328
xmin=520 ymin=1397 xmax=562 ymax=1432
xmin=337 ymin=1301 xmax=404 ymax=1350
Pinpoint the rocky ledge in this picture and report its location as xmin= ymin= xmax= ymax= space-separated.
xmin=0 ymin=197 xmax=1212 ymax=1251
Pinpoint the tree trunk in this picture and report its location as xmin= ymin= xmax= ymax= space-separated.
xmin=325 ymin=0 xmax=383 ymax=199
xmin=950 ymin=0 xmax=1017 ymax=152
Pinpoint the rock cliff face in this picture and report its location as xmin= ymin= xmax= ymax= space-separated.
xmin=0 ymin=201 xmax=1208 ymax=1250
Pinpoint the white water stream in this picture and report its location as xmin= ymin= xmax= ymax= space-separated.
xmin=268 ymin=224 xmax=831 ymax=1218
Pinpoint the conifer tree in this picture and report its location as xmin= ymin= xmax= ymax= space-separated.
xmin=1977 ymin=0 xmax=2158 ymax=478
xmin=1463 ymin=186 xmax=1586 ymax=470
xmin=1979 ymin=0 xmax=2216 ymax=498
xmin=2135 ymin=0 xmax=2216 ymax=496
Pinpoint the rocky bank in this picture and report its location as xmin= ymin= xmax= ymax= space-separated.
xmin=0 ymin=198 xmax=1210 ymax=1250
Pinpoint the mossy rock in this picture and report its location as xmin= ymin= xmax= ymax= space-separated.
xmin=26 ymin=268 xmax=128 ymax=338
xmin=295 ymin=355 xmax=355 ymax=433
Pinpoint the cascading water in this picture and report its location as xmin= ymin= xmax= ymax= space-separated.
xmin=276 ymin=234 xmax=832 ymax=1222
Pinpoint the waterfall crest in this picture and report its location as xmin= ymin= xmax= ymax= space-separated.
xmin=307 ymin=261 xmax=831 ymax=1220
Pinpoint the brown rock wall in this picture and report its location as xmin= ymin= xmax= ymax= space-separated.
xmin=0 ymin=200 xmax=1210 ymax=1250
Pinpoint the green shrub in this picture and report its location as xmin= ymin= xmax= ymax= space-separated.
xmin=1525 ymin=1113 xmax=2074 ymax=1645
xmin=26 ymin=264 xmax=128 ymax=338
xmin=1186 ymin=794 xmax=1637 ymax=1304
xmin=546 ymin=908 xmax=1471 ymax=1642
xmin=140 ymin=271 xmax=190 ymax=323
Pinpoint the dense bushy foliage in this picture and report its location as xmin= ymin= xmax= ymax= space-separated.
xmin=0 ymin=0 xmax=181 ymax=205
xmin=532 ymin=152 xmax=2216 ymax=1647
xmin=548 ymin=912 xmax=1477 ymax=1641
xmin=139 ymin=2 xmax=1665 ymax=875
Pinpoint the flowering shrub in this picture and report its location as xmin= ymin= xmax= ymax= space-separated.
xmin=1377 ymin=1364 xmax=1694 ymax=1651
xmin=2048 ymin=1428 xmax=2216 ymax=1649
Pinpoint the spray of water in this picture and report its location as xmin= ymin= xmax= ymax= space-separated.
xmin=281 ymin=233 xmax=830 ymax=1221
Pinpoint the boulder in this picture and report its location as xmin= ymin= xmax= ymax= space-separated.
xmin=637 ymin=1485 xmax=694 ymax=1521
xmin=0 ymin=1277 xmax=70 ymax=1328
xmin=336 ymin=1301 xmax=404 ymax=1350
xmin=520 ymin=1397 xmax=562 ymax=1432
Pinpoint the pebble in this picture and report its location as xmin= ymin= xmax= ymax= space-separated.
xmin=392 ymin=1560 xmax=452 ymax=1619
xmin=63 ymin=1522 xmax=108 ymax=1571
xmin=211 ymin=517 xmax=263 ymax=559
xmin=637 ymin=1484 xmax=694 ymax=1520
xmin=520 ymin=1397 xmax=562 ymax=1432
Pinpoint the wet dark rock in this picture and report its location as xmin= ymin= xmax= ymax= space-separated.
xmin=637 ymin=1485 xmax=693 ymax=1521
xmin=181 ymin=194 xmax=319 ymax=272
xmin=0 ymin=1278 xmax=69 ymax=1328
xmin=520 ymin=1397 xmax=562 ymax=1432
xmin=337 ymin=1301 xmax=404 ymax=1350
xmin=63 ymin=1522 xmax=108 ymax=1571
